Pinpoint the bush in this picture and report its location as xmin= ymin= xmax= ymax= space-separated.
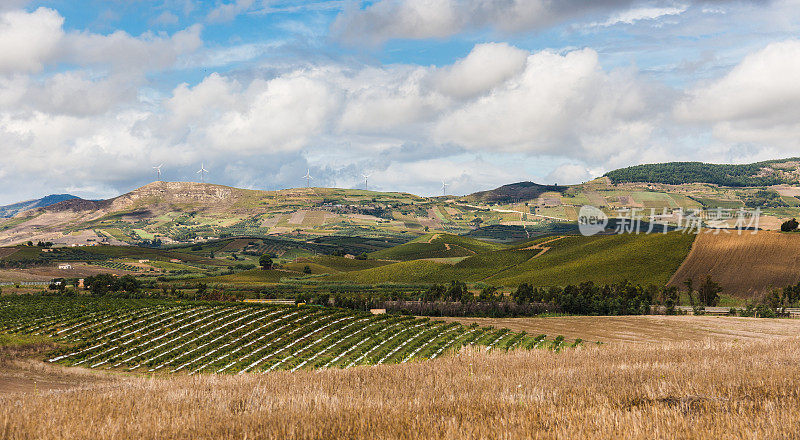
xmin=781 ymin=218 xmax=799 ymax=232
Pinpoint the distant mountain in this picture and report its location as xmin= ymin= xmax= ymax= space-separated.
xmin=0 ymin=182 xmax=425 ymax=246
xmin=0 ymin=194 xmax=79 ymax=218
xmin=461 ymin=182 xmax=568 ymax=204
xmin=605 ymin=158 xmax=800 ymax=187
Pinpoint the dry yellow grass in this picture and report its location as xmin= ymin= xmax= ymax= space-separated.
xmin=3 ymin=338 xmax=800 ymax=439
xmin=437 ymin=315 xmax=800 ymax=344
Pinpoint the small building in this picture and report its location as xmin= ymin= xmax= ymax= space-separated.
xmin=138 ymin=259 xmax=150 ymax=263
xmin=78 ymin=279 xmax=85 ymax=289
xmin=344 ymin=254 xmax=356 ymax=260
xmin=170 ymin=259 xmax=182 ymax=263
xmin=42 ymin=248 xmax=53 ymax=253
xmin=370 ymin=308 xmax=386 ymax=315
xmin=58 ymin=264 xmax=72 ymax=270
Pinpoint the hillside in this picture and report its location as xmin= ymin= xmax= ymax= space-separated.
xmin=0 ymin=182 xmax=432 ymax=247
xmin=605 ymin=158 xmax=800 ymax=187
xmin=368 ymin=233 xmax=506 ymax=261
xmin=668 ymin=231 xmax=800 ymax=297
xmin=330 ymin=233 xmax=695 ymax=287
xmin=0 ymin=194 xmax=78 ymax=218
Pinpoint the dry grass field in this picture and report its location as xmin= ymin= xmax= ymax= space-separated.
xmin=668 ymin=231 xmax=800 ymax=297
xmin=3 ymin=338 xmax=800 ymax=439
xmin=438 ymin=315 xmax=800 ymax=344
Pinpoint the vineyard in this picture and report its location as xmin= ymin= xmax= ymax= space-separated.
xmin=0 ymin=297 xmax=554 ymax=374
xmin=91 ymin=261 xmax=143 ymax=272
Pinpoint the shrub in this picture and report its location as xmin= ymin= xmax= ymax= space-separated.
xmin=781 ymin=218 xmax=799 ymax=232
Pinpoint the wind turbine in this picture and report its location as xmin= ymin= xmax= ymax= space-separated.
xmin=197 ymin=163 xmax=208 ymax=183
xmin=362 ymin=173 xmax=371 ymax=191
xmin=441 ymin=181 xmax=449 ymax=196
xmin=153 ymin=164 xmax=163 ymax=180
xmin=303 ymin=169 xmax=313 ymax=188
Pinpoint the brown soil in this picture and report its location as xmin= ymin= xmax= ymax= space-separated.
xmin=0 ymin=343 xmax=121 ymax=394
xmin=668 ymin=231 xmax=800 ymax=297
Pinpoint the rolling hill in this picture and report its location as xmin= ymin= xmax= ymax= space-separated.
xmin=460 ymin=182 xmax=568 ymax=204
xmin=329 ymin=232 xmax=696 ymax=288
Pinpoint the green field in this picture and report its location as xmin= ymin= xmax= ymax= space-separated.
xmin=331 ymin=233 xmax=695 ymax=288
xmin=203 ymin=269 xmax=294 ymax=284
xmin=487 ymin=232 xmax=696 ymax=287
xmin=301 ymin=255 xmax=394 ymax=272
xmin=369 ymin=233 xmax=506 ymax=261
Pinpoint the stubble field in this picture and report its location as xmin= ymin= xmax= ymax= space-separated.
xmin=3 ymin=337 xmax=800 ymax=439
xmin=437 ymin=314 xmax=800 ymax=343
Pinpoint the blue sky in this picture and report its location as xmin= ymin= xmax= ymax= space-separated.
xmin=1 ymin=0 xmax=800 ymax=203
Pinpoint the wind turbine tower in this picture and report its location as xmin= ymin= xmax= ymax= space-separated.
xmin=442 ymin=181 xmax=449 ymax=196
xmin=303 ymin=169 xmax=313 ymax=188
xmin=153 ymin=164 xmax=163 ymax=180
xmin=362 ymin=174 xmax=371 ymax=191
xmin=197 ymin=163 xmax=208 ymax=183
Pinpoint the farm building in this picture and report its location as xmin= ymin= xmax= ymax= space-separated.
xmin=58 ymin=264 xmax=72 ymax=270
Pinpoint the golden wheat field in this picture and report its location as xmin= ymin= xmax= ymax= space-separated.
xmin=3 ymin=336 xmax=800 ymax=439
xmin=668 ymin=231 xmax=800 ymax=297
xmin=438 ymin=314 xmax=800 ymax=343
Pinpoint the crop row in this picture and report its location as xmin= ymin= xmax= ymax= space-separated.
xmin=1 ymin=297 xmax=553 ymax=374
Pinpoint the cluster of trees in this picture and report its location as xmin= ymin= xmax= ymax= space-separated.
xmin=683 ymin=276 xmax=722 ymax=308
xmin=511 ymin=281 xmax=657 ymax=315
xmin=744 ymin=282 xmax=800 ymax=317
xmin=605 ymin=161 xmax=788 ymax=187
xmin=84 ymin=274 xmax=141 ymax=296
xmin=743 ymin=189 xmax=787 ymax=208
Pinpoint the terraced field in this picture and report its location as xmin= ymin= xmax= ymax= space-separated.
xmin=0 ymin=297 xmax=551 ymax=374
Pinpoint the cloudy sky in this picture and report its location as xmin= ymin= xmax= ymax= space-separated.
xmin=1 ymin=0 xmax=799 ymax=203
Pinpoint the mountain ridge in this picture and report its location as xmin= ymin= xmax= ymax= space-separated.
xmin=0 ymin=194 xmax=79 ymax=218
xmin=2 ymin=157 xmax=800 ymax=247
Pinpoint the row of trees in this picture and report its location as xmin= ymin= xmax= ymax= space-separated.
xmin=289 ymin=276 xmax=727 ymax=317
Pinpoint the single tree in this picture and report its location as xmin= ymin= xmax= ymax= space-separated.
xmin=684 ymin=278 xmax=695 ymax=306
xmin=698 ymin=275 xmax=722 ymax=306
xmin=259 ymin=254 xmax=273 ymax=270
